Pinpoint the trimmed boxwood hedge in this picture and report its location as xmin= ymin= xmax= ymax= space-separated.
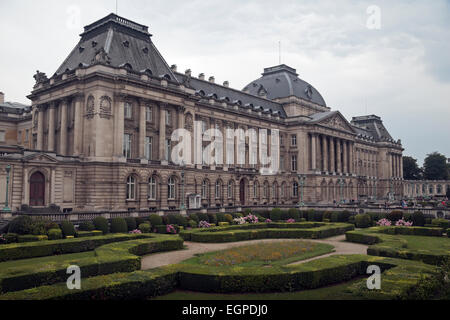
xmin=93 ymin=217 xmax=109 ymax=234
xmin=60 ymin=221 xmax=75 ymax=237
xmin=76 ymin=230 xmax=103 ymax=238
xmin=0 ymin=235 xmax=184 ymax=294
xmin=17 ymin=235 xmax=48 ymax=243
xmin=110 ymin=218 xmax=128 ymax=233
xmin=47 ymin=229 xmax=63 ymax=240
xmin=0 ymin=233 xmax=152 ymax=262
xmin=179 ymin=222 xmax=354 ymax=243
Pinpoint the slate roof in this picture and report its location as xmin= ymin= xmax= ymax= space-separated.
xmin=350 ymin=115 xmax=394 ymax=142
xmin=243 ymin=64 xmax=327 ymax=107
xmin=54 ymin=13 xmax=178 ymax=82
xmin=174 ymin=72 xmax=287 ymax=118
xmin=0 ymin=102 xmax=31 ymax=114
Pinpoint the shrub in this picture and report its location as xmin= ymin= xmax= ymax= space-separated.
xmin=7 ymin=216 xmax=33 ymax=235
xmin=387 ymin=210 xmax=403 ymax=222
xmin=270 ymin=208 xmax=282 ymax=221
xmin=218 ymin=222 xmax=230 ymax=227
xmin=166 ymin=224 xmax=177 ymax=234
xmin=189 ymin=213 xmax=199 ymax=223
xmin=93 ymin=217 xmax=109 ymax=234
xmin=340 ymin=211 xmax=351 ymax=222
xmin=231 ymin=212 xmax=243 ymax=219
xmin=216 ymin=213 xmax=227 ymax=223
xmin=149 ymin=214 xmax=163 ymax=227
xmin=167 ymin=214 xmax=188 ymax=227
xmin=60 ymin=221 xmax=75 ymax=237
xmin=431 ymin=219 xmax=450 ymax=230
xmin=162 ymin=215 xmax=170 ymax=225
xmin=48 ymin=229 xmax=63 ymax=240
xmin=411 ymin=211 xmax=425 ymax=227
xmin=323 ymin=211 xmax=332 ymax=221
xmin=331 ymin=212 xmax=339 ymax=222
xmin=135 ymin=217 xmax=148 ymax=226
xmin=307 ymin=210 xmax=315 ymax=221
xmin=5 ymin=233 xmax=18 ymax=244
xmin=138 ymin=223 xmax=151 ymax=233
xmin=244 ymin=208 xmax=252 ymax=216
xmin=154 ymin=225 xmax=167 ymax=234
xmin=110 ymin=218 xmax=128 ymax=233
xmin=124 ymin=217 xmax=137 ymax=231
xmin=197 ymin=213 xmax=209 ymax=222
xmin=287 ymin=208 xmax=300 ymax=221
xmin=313 ymin=211 xmax=324 ymax=222
xmin=45 ymin=221 xmax=60 ymax=231
xmin=224 ymin=214 xmax=233 ymax=224
xmin=355 ymin=214 xmax=371 ymax=228
xmin=280 ymin=210 xmax=290 ymax=221
xmin=29 ymin=219 xmax=48 ymax=235
xmin=207 ymin=213 xmax=218 ymax=225
xmin=188 ymin=220 xmax=197 ymax=228
xmin=78 ymin=221 xmax=95 ymax=231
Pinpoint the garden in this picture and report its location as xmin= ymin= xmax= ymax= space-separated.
xmin=0 ymin=208 xmax=448 ymax=300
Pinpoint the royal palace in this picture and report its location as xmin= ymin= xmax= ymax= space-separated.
xmin=0 ymin=13 xmax=406 ymax=215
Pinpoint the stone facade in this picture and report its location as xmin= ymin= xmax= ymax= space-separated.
xmin=0 ymin=14 xmax=404 ymax=213
xmin=403 ymin=180 xmax=450 ymax=199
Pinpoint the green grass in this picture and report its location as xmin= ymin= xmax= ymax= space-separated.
xmin=182 ymin=241 xmax=334 ymax=267
xmin=0 ymin=251 xmax=95 ymax=278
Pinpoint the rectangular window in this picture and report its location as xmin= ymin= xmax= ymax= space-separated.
xmin=165 ymin=110 xmax=171 ymax=126
xmin=291 ymin=134 xmax=297 ymax=146
xmin=0 ymin=131 xmax=5 ymax=142
xmin=123 ymin=134 xmax=132 ymax=158
xmin=291 ymin=155 xmax=297 ymax=171
xmin=165 ymin=139 xmax=171 ymax=161
xmin=18 ymin=130 xmax=22 ymax=143
xmin=280 ymin=156 xmax=284 ymax=171
xmin=124 ymin=102 xmax=132 ymax=119
xmin=280 ymin=134 xmax=283 ymax=146
xmin=146 ymin=107 xmax=152 ymax=122
xmin=25 ymin=129 xmax=29 ymax=142
xmin=145 ymin=136 xmax=152 ymax=160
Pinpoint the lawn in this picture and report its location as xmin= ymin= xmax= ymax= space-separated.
xmin=182 ymin=240 xmax=334 ymax=267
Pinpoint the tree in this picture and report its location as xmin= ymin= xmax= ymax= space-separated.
xmin=423 ymin=152 xmax=448 ymax=180
xmin=403 ymin=156 xmax=422 ymax=180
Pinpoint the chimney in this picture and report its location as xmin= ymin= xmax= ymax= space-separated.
xmin=198 ymin=73 xmax=205 ymax=80
xmin=0 ymin=92 xmax=4 ymax=104
xmin=208 ymin=76 xmax=215 ymax=83
xmin=223 ymin=81 xmax=229 ymax=87
xmin=185 ymin=69 xmax=192 ymax=77
xmin=170 ymin=64 xmax=177 ymax=72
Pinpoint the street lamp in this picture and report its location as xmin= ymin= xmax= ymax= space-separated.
xmin=297 ymin=174 xmax=306 ymax=207
xmin=2 ymin=165 xmax=11 ymax=212
xmin=338 ymin=178 xmax=344 ymax=204
xmin=180 ymin=160 xmax=186 ymax=210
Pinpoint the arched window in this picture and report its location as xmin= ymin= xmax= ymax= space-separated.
xmin=148 ymin=176 xmax=157 ymax=200
xmin=126 ymin=176 xmax=136 ymax=200
xmin=227 ymin=181 xmax=233 ymax=199
xmin=168 ymin=177 xmax=176 ymax=200
xmin=292 ymin=182 xmax=299 ymax=197
xmin=215 ymin=181 xmax=222 ymax=199
xmin=272 ymin=184 xmax=277 ymax=198
xmin=253 ymin=181 xmax=259 ymax=198
xmin=280 ymin=183 xmax=285 ymax=198
xmin=202 ymin=180 xmax=209 ymax=199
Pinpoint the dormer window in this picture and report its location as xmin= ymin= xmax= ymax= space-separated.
xmin=123 ymin=40 xmax=130 ymax=47
xmin=142 ymin=47 xmax=149 ymax=54
xmin=91 ymin=41 xmax=97 ymax=47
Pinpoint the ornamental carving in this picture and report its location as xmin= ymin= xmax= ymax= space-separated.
xmin=322 ymin=115 xmax=349 ymax=131
xmin=99 ymin=96 xmax=112 ymax=119
xmin=184 ymin=113 xmax=193 ymax=131
xmin=86 ymin=95 xmax=95 ymax=119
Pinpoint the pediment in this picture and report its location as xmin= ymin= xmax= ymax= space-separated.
xmin=23 ymin=152 xmax=59 ymax=164
xmin=316 ymin=112 xmax=355 ymax=133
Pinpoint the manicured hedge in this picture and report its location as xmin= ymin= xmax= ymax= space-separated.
xmin=110 ymin=218 xmax=127 ymax=233
xmin=76 ymin=230 xmax=103 ymax=238
xmin=17 ymin=235 xmax=48 ymax=243
xmin=77 ymin=222 xmax=95 ymax=231
xmin=180 ymin=222 xmax=354 ymax=243
xmin=0 ymin=233 xmax=151 ymax=262
xmin=93 ymin=217 xmax=109 ymax=234
xmin=138 ymin=223 xmax=151 ymax=233
xmin=345 ymin=231 xmax=380 ymax=245
xmin=149 ymin=214 xmax=163 ymax=226
xmin=124 ymin=217 xmax=137 ymax=231
xmin=0 ymin=235 xmax=184 ymax=294
xmin=60 ymin=221 xmax=75 ymax=237
xmin=47 ymin=229 xmax=63 ymax=240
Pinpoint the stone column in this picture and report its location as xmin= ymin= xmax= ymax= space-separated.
xmin=322 ymin=135 xmax=327 ymax=172
xmin=60 ymin=100 xmax=68 ymax=156
xmin=73 ymin=95 xmax=83 ymax=156
xmin=222 ymin=123 xmax=227 ymax=169
xmin=329 ymin=137 xmax=335 ymax=173
xmin=138 ymin=99 xmax=146 ymax=160
xmin=336 ymin=139 xmax=341 ymax=174
xmin=348 ymin=142 xmax=353 ymax=174
xmin=48 ymin=103 xmax=56 ymax=152
xmin=316 ymin=134 xmax=321 ymax=171
xmin=159 ymin=104 xmax=166 ymax=162
xmin=400 ymin=155 xmax=403 ymax=179
xmin=311 ymin=134 xmax=316 ymax=170
xmin=36 ymin=105 xmax=45 ymax=150
xmin=343 ymin=140 xmax=348 ymax=174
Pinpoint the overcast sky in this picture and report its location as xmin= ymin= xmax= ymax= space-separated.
xmin=0 ymin=0 xmax=449 ymax=165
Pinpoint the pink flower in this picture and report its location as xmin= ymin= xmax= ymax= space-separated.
xmin=199 ymin=220 xmax=212 ymax=228
xmin=265 ymin=219 xmax=272 ymax=223
xmin=286 ymin=219 xmax=295 ymax=223
xmin=166 ymin=224 xmax=177 ymax=234
xmin=376 ymin=218 xmax=392 ymax=226
xmin=395 ymin=219 xmax=413 ymax=227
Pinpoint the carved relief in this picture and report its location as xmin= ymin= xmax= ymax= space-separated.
xmin=184 ymin=113 xmax=193 ymax=131
xmin=86 ymin=95 xmax=95 ymax=119
xmin=322 ymin=115 xmax=349 ymax=131
xmin=99 ymin=96 xmax=112 ymax=119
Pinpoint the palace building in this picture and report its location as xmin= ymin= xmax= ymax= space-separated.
xmin=0 ymin=13 xmax=404 ymax=214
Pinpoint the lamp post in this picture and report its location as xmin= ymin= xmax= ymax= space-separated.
xmin=297 ymin=174 xmax=306 ymax=207
xmin=2 ymin=165 xmax=11 ymax=212
xmin=180 ymin=160 xmax=186 ymax=210
xmin=338 ymin=178 xmax=344 ymax=204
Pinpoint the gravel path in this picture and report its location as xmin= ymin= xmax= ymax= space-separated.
xmin=140 ymin=235 xmax=368 ymax=270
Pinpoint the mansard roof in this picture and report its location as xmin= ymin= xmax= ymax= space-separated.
xmin=174 ymin=72 xmax=287 ymax=118
xmin=54 ymin=13 xmax=178 ymax=83
xmin=351 ymin=114 xmax=395 ymax=142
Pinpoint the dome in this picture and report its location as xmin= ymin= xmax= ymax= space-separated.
xmin=243 ymin=64 xmax=327 ymax=107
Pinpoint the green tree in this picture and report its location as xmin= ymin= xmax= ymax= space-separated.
xmin=403 ymin=156 xmax=422 ymax=180
xmin=423 ymin=152 xmax=448 ymax=180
